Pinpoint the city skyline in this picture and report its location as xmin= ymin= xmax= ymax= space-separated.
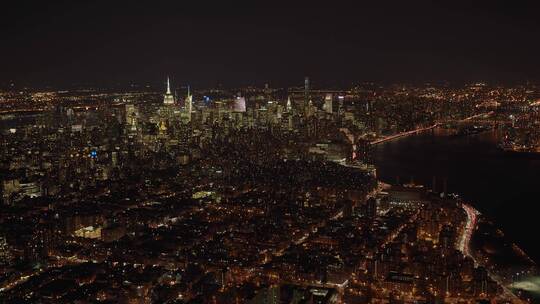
xmin=2 ymin=2 xmax=540 ymax=303
xmin=2 ymin=75 xmax=540 ymax=303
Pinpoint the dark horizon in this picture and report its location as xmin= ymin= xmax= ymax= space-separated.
xmin=2 ymin=1 xmax=540 ymax=88
xmin=3 ymin=79 xmax=540 ymax=93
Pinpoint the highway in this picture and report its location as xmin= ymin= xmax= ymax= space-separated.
xmin=459 ymin=203 xmax=478 ymax=256
xmin=459 ymin=203 xmax=525 ymax=303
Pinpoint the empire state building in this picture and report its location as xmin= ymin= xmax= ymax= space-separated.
xmin=163 ymin=77 xmax=175 ymax=105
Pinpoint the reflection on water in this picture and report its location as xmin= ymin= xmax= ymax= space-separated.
xmin=373 ymin=128 xmax=540 ymax=262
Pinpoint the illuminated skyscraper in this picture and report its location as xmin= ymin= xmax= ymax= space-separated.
xmin=183 ymin=85 xmax=193 ymax=123
xmin=163 ymin=77 xmax=175 ymax=105
xmin=233 ymin=96 xmax=246 ymax=112
xmin=286 ymin=96 xmax=292 ymax=112
xmin=304 ymin=76 xmax=310 ymax=109
xmin=323 ymin=93 xmax=333 ymax=113
xmin=125 ymin=104 xmax=138 ymax=133
xmin=186 ymin=86 xmax=192 ymax=111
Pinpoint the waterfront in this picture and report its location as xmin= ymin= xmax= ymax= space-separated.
xmin=373 ymin=128 xmax=540 ymax=263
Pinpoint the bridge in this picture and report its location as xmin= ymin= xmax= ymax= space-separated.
xmin=370 ymin=112 xmax=502 ymax=146
xmin=370 ymin=124 xmax=440 ymax=145
xmin=437 ymin=111 xmax=503 ymax=125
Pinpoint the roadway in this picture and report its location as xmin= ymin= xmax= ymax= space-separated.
xmin=459 ymin=203 xmax=525 ymax=303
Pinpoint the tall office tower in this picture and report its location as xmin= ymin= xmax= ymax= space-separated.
xmin=178 ymin=123 xmax=191 ymax=153
xmin=286 ymin=96 xmax=292 ymax=112
xmin=163 ymin=77 xmax=175 ymax=105
xmin=304 ymin=76 xmax=310 ymax=109
xmin=125 ymin=104 xmax=138 ymax=132
xmin=264 ymin=83 xmax=271 ymax=99
xmin=233 ymin=96 xmax=246 ymax=113
xmin=323 ymin=93 xmax=333 ymax=113
xmin=181 ymin=86 xmax=193 ymax=123
xmin=186 ymin=86 xmax=192 ymax=112
xmin=306 ymin=99 xmax=315 ymax=117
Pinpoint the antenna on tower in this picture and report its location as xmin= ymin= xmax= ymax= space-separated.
xmin=287 ymin=96 xmax=292 ymax=112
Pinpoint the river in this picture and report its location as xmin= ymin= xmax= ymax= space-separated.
xmin=372 ymin=127 xmax=540 ymax=263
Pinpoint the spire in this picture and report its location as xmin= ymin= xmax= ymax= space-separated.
xmin=163 ymin=76 xmax=175 ymax=104
xmin=287 ymin=96 xmax=292 ymax=112
xmin=186 ymin=86 xmax=193 ymax=115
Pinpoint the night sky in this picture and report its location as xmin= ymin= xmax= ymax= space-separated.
xmin=2 ymin=1 xmax=540 ymax=88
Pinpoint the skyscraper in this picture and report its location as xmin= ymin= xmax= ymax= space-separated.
xmin=183 ymin=86 xmax=193 ymax=123
xmin=304 ymin=76 xmax=310 ymax=109
xmin=286 ymin=96 xmax=292 ymax=113
xmin=233 ymin=96 xmax=246 ymax=113
xmin=163 ymin=77 xmax=175 ymax=105
xmin=323 ymin=93 xmax=333 ymax=114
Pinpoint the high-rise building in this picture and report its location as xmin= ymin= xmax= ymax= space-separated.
xmin=182 ymin=86 xmax=193 ymax=123
xmin=125 ymin=104 xmax=138 ymax=133
xmin=163 ymin=77 xmax=175 ymax=105
xmin=233 ymin=96 xmax=246 ymax=112
xmin=185 ymin=85 xmax=192 ymax=113
xmin=286 ymin=96 xmax=292 ymax=113
xmin=304 ymin=76 xmax=310 ymax=109
xmin=323 ymin=93 xmax=333 ymax=113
